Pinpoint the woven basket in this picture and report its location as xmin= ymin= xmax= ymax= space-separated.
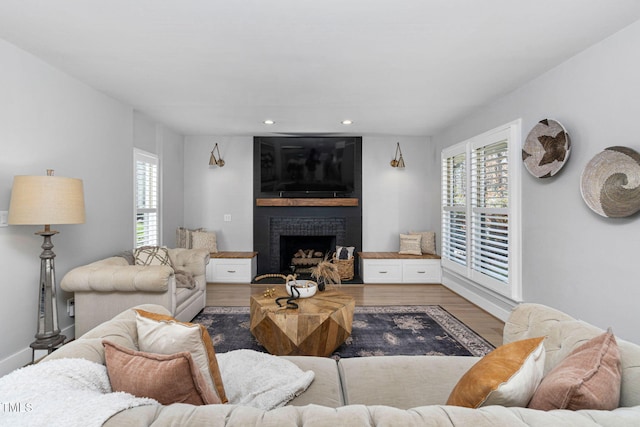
xmin=332 ymin=255 xmax=354 ymax=281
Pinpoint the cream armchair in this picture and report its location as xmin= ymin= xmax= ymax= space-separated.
xmin=61 ymin=248 xmax=209 ymax=337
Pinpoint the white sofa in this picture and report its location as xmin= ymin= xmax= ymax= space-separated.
xmin=42 ymin=302 xmax=640 ymax=426
xmin=61 ymin=248 xmax=209 ymax=336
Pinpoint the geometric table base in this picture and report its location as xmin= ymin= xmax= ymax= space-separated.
xmin=250 ymin=289 xmax=355 ymax=357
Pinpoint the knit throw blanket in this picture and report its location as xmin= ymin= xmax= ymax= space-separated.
xmin=0 ymin=351 xmax=314 ymax=425
xmin=175 ymin=269 xmax=196 ymax=288
xmin=0 ymin=358 xmax=156 ymax=427
xmin=217 ymin=349 xmax=315 ymax=409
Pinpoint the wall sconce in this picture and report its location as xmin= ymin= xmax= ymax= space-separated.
xmin=390 ymin=142 xmax=405 ymax=168
xmin=209 ymin=143 xmax=225 ymax=167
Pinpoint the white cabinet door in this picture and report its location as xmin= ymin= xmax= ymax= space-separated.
xmin=207 ymin=258 xmax=256 ymax=283
xmin=361 ymin=259 xmax=402 ymax=283
xmin=402 ymin=259 xmax=442 ymax=283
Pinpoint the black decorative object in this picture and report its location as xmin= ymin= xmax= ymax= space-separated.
xmin=276 ymin=285 xmax=300 ymax=309
xmin=317 ymin=277 xmax=326 ymax=292
xmin=339 ymin=247 xmax=349 ymax=259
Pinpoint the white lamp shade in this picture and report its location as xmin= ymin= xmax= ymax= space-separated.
xmin=8 ymin=175 xmax=86 ymax=225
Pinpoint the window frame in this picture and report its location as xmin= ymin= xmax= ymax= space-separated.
xmin=441 ymin=120 xmax=522 ymax=301
xmin=134 ymin=149 xmax=160 ymax=248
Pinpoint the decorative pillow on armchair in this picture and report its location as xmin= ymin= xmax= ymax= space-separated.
xmin=135 ymin=309 xmax=228 ymax=403
xmin=447 ymin=337 xmax=546 ymax=408
xmin=134 ymin=246 xmax=172 ymax=266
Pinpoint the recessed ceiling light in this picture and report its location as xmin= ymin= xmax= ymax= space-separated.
xmin=341 ymin=119 xmax=353 ymax=125
xmin=263 ymin=119 xmax=275 ymax=125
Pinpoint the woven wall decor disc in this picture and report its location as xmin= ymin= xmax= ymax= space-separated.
xmin=580 ymin=146 xmax=640 ymax=218
xmin=522 ymin=119 xmax=571 ymax=178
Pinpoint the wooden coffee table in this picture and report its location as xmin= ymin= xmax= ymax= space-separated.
xmin=250 ymin=288 xmax=355 ymax=357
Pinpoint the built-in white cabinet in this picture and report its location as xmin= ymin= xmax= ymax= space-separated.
xmin=206 ymin=252 xmax=257 ymax=283
xmin=360 ymin=259 xmax=403 ymax=283
xmin=401 ymin=259 xmax=442 ymax=283
xmin=359 ymin=252 xmax=441 ymax=284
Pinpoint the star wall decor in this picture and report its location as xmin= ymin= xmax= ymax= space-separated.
xmin=522 ymin=119 xmax=571 ymax=178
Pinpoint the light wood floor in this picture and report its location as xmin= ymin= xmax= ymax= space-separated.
xmin=206 ymin=283 xmax=504 ymax=347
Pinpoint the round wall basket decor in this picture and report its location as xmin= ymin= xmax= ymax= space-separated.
xmin=580 ymin=146 xmax=640 ymax=218
xmin=522 ymin=119 xmax=571 ymax=178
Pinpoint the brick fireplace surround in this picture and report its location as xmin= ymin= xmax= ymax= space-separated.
xmin=253 ymin=203 xmax=362 ymax=277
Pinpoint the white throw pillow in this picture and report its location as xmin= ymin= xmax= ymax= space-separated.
xmin=135 ymin=309 xmax=227 ymax=403
xmin=335 ymin=246 xmax=355 ymax=260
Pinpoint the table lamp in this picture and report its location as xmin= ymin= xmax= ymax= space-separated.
xmin=8 ymin=169 xmax=85 ymax=359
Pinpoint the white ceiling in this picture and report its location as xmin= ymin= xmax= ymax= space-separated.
xmin=1 ymin=1 xmax=640 ymax=137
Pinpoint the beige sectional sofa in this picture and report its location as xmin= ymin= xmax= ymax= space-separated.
xmin=60 ymin=248 xmax=209 ymax=336
xmin=43 ymin=302 xmax=640 ymax=426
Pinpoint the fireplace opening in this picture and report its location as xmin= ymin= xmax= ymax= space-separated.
xmin=280 ymin=235 xmax=336 ymax=275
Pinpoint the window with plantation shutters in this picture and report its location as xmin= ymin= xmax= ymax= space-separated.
xmin=441 ymin=121 xmax=522 ymax=301
xmin=442 ymin=151 xmax=467 ymax=267
xmin=134 ymin=149 xmax=159 ymax=248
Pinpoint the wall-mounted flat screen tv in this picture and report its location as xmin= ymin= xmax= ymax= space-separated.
xmin=255 ymin=136 xmax=362 ymax=197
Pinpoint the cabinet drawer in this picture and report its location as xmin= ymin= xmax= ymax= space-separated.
xmin=402 ymin=260 xmax=442 ymax=283
xmin=207 ymin=259 xmax=254 ymax=283
xmin=362 ymin=260 xmax=402 ymax=283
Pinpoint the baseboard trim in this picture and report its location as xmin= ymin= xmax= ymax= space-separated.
xmin=441 ymin=272 xmax=517 ymax=321
xmin=0 ymin=347 xmax=31 ymax=377
xmin=0 ymin=323 xmax=76 ymax=376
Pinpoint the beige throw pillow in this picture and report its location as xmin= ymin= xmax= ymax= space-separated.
xmin=192 ymin=231 xmax=218 ymax=253
xmin=103 ymin=340 xmax=220 ymax=405
xmin=409 ymin=231 xmax=437 ymax=255
xmin=176 ymin=227 xmax=206 ymax=248
xmin=135 ymin=309 xmax=228 ymax=403
xmin=399 ymin=234 xmax=422 ymax=255
xmin=528 ymin=329 xmax=621 ymax=411
xmin=447 ymin=337 xmax=546 ymax=408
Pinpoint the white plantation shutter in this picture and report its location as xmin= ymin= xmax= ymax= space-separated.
xmin=442 ymin=151 xmax=467 ymax=267
xmin=471 ymin=138 xmax=509 ymax=283
xmin=441 ymin=121 xmax=521 ymax=300
xmin=134 ymin=150 xmax=159 ymax=248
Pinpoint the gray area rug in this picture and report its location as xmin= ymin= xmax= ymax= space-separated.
xmin=192 ymin=305 xmax=494 ymax=358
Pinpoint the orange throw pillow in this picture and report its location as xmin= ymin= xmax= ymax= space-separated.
xmin=528 ymin=329 xmax=621 ymax=411
xmin=103 ymin=340 xmax=220 ymax=405
xmin=447 ymin=337 xmax=546 ymax=408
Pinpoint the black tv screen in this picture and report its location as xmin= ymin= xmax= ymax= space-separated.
xmin=256 ymin=136 xmax=361 ymax=197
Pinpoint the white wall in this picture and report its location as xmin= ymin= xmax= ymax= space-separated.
xmin=133 ymin=111 xmax=185 ymax=248
xmin=183 ymin=135 xmax=431 ymax=252
xmin=0 ymin=41 xmax=185 ymax=376
xmin=362 ymin=136 xmax=432 ymax=250
xmin=183 ymin=136 xmax=255 ymax=250
xmin=0 ymin=39 xmax=134 ymax=375
xmin=160 ymin=126 xmax=186 ymax=248
xmin=431 ymin=20 xmax=640 ymax=343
